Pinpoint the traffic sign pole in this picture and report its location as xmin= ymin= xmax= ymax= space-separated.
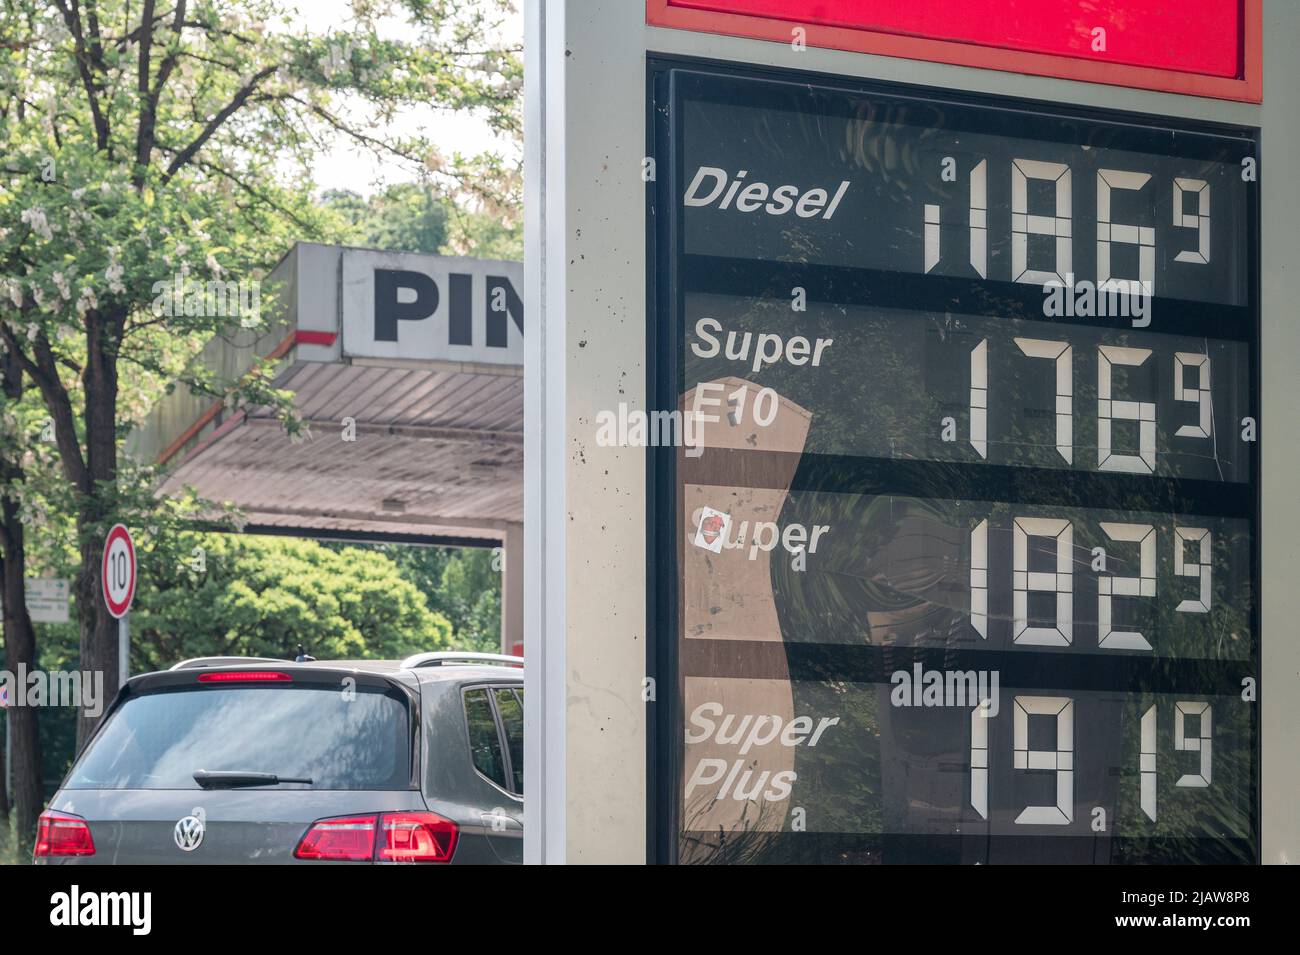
xmin=118 ymin=613 xmax=129 ymax=689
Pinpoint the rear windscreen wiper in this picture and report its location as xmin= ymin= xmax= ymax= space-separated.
xmin=193 ymin=770 xmax=313 ymax=789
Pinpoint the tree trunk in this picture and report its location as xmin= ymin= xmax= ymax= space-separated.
xmin=0 ymin=547 xmax=9 ymax=827
xmin=0 ymin=349 xmax=43 ymax=837
xmin=0 ymin=714 xmax=7 ymax=824
xmin=74 ymin=310 xmax=123 ymax=750
xmin=0 ymin=529 xmax=43 ymax=836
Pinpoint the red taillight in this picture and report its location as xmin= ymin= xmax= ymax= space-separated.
xmin=295 ymin=811 xmax=458 ymax=863
xmin=379 ymin=811 xmax=458 ymax=863
xmin=294 ymin=815 xmax=377 ymax=861
xmin=197 ymin=670 xmax=292 ymax=683
xmin=34 ymin=810 xmax=95 ymax=858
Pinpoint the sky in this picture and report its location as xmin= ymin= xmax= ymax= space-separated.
xmin=286 ymin=0 xmax=523 ymax=196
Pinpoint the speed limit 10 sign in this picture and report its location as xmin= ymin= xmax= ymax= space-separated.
xmin=101 ymin=523 xmax=137 ymax=619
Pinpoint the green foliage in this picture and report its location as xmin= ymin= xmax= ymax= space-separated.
xmin=438 ymin=152 xmax=522 ymax=259
xmin=436 ymin=547 xmax=502 ymax=651
xmin=445 ymin=200 xmax=522 ymax=260
xmin=0 ymin=814 xmax=29 ymax=866
xmin=322 ymin=183 xmax=449 ymax=255
xmin=374 ymin=544 xmax=502 ymax=652
xmin=320 ymin=171 xmax=521 ymax=260
xmin=130 ymin=532 xmax=453 ymax=668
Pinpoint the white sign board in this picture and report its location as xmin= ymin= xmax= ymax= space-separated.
xmin=26 ymin=578 xmax=70 ymax=623
xmin=341 ymin=250 xmax=523 ymax=365
xmin=0 ymin=578 xmax=71 ymax=623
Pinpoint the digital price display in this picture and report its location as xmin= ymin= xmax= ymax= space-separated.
xmin=649 ymin=65 xmax=1259 ymax=864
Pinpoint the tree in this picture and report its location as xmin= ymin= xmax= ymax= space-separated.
xmin=0 ymin=352 xmax=28 ymax=827
xmin=0 ymin=344 xmax=47 ymax=834
xmin=322 ymin=183 xmax=450 ymax=255
xmin=379 ymin=543 xmax=501 ymax=652
xmin=437 ymin=547 xmax=501 ymax=651
xmin=0 ymin=0 xmax=521 ymax=764
xmin=436 ymin=151 xmax=521 ymax=259
xmin=321 ymin=166 xmax=522 ymax=260
xmin=129 ymin=532 xmax=453 ymax=668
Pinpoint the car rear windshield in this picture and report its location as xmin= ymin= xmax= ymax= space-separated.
xmin=66 ymin=683 xmax=411 ymax=791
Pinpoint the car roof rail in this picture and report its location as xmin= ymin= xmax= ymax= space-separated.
xmin=169 ymin=656 xmax=289 ymax=671
xmin=400 ymin=651 xmax=524 ymax=670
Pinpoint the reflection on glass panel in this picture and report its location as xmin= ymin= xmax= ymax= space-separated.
xmin=465 ymin=688 xmax=507 ymax=789
xmin=495 ymin=688 xmax=524 ymax=794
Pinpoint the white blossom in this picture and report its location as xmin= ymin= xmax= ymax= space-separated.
xmin=20 ymin=206 xmax=53 ymax=241
xmin=105 ymin=259 xmax=126 ymax=294
xmin=75 ymin=285 xmax=97 ymax=316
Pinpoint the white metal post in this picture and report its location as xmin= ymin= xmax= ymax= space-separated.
xmin=523 ymin=0 xmax=567 ymax=864
xmin=118 ymin=613 xmax=128 ymax=690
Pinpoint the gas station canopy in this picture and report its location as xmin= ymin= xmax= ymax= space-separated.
xmin=129 ymin=242 xmax=525 ymax=647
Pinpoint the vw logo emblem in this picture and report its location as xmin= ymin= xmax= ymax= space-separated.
xmin=174 ymin=814 xmax=205 ymax=852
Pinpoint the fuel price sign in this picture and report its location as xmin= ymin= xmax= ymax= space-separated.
xmin=650 ymin=64 xmax=1259 ymax=865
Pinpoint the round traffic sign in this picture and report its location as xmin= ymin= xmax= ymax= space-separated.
xmin=102 ymin=524 xmax=137 ymax=619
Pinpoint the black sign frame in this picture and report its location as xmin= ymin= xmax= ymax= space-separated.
xmin=646 ymin=56 xmax=1261 ymax=865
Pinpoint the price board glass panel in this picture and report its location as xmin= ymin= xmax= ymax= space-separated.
xmin=649 ymin=63 xmax=1259 ymax=864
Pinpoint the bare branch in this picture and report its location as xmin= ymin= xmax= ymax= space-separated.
xmin=53 ymin=0 xmax=110 ymax=150
xmin=176 ymin=50 xmax=242 ymax=73
xmin=270 ymin=92 xmax=427 ymax=168
xmin=135 ymin=0 xmax=188 ymax=186
xmin=133 ymin=0 xmax=156 ymax=185
xmin=152 ymin=147 xmax=316 ymax=231
xmin=161 ymin=65 xmax=277 ymax=183
xmin=104 ymin=8 xmax=180 ymax=51
xmin=82 ymin=0 xmax=106 ymax=69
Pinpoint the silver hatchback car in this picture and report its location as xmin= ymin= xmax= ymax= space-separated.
xmin=34 ymin=653 xmax=524 ymax=864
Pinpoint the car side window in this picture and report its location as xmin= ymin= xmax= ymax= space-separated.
xmin=464 ymin=688 xmax=507 ymax=789
xmin=494 ymin=687 xmax=524 ymax=794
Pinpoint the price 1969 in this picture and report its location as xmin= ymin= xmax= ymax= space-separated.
xmin=970 ymin=697 xmax=1211 ymax=825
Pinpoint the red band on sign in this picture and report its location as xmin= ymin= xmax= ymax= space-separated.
xmin=647 ymin=0 xmax=1262 ymax=102
xmin=294 ymin=330 xmax=338 ymax=346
